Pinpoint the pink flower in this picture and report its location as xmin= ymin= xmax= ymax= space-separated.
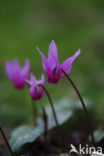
xmin=36 ymin=40 xmax=80 ymax=84
xmin=5 ymin=60 xmax=30 ymax=89
xmin=26 ymin=73 xmax=45 ymax=100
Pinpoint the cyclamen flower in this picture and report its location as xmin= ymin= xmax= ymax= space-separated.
xmin=36 ymin=40 xmax=80 ymax=84
xmin=5 ymin=60 xmax=30 ymax=89
xmin=26 ymin=74 xmax=45 ymax=100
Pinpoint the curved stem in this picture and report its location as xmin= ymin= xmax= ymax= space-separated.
xmin=31 ymin=100 xmax=37 ymax=125
xmin=42 ymin=105 xmax=48 ymax=140
xmin=0 ymin=126 xmax=15 ymax=156
xmin=26 ymin=86 xmax=37 ymax=125
xmin=61 ymin=69 xmax=95 ymax=143
xmin=39 ymin=84 xmax=64 ymax=143
xmin=39 ymin=84 xmax=60 ymax=130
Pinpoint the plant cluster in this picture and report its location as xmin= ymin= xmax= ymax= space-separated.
xmin=1 ymin=40 xmax=100 ymax=156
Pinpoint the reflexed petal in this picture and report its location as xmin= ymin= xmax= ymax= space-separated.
xmin=37 ymin=74 xmax=45 ymax=86
xmin=26 ymin=73 xmax=37 ymax=87
xmin=5 ymin=60 xmax=29 ymax=89
xmin=22 ymin=59 xmax=30 ymax=79
xmin=48 ymin=40 xmax=58 ymax=59
xmin=6 ymin=61 xmax=22 ymax=88
xmin=51 ymin=53 xmax=60 ymax=67
xmin=48 ymin=40 xmax=58 ymax=69
xmin=12 ymin=60 xmax=21 ymax=71
xmin=61 ymin=49 xmax=80 ymax=74
xmin=30 ymin=73 xmax=37 ymax=84
xmin=5 ymin=61 xmax=12 ymax=80
xmin=36 ymin=47 xmax=49 ymax=72
xmin=30 ymin=73 xmax=39 ymax=91
xmin=11 ymin=60 xmax=22 ymax=81
xmin=25 ymin=79 xmax=32 ymax=85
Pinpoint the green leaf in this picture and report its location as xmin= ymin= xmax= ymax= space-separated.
xmin=56 ymin=98 xmax=92 ymax=110
xmin=94 ymin=129 xmax=104 ymax=142
xmin=43 ymin=101 xmax=72 ymax=129
xmin=10 ymin=124 xmax=44 ymax=152
xmin=10 ymin=99 xmax=73 ymax=152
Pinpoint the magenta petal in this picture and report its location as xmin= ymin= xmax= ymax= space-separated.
xmin=30 ymin=73 xmax=39 ymax=91
xmin=11 ymin=61 xmax=25 ymax=89
xmin=7 ymin=60 xmax=22 ymax=88
xmin=29 ymin=87 xmax=40 ymax=100
xmin=48 ymin=40 xmax=58 ymax=69
xmin=25 ymin=73 xmax=34 ymax=85
xmin=5 ymin=60 xmax=21 ymax=82
xmin=61 ymin=49 xmax=80 ymax=74
xmin=25 ymin=79 xmax=32 ymax=85
xmin=37 ymin=74 xmax=45 ymax=86
xmin=48 ymin=40 xmax=58 ymax=59
xmin=5 ymin=61 xmax=12 ymax=80
xmin=5 ymin=60 xmax=30 ymax=89
xmin=31 ymin=73 xmax=37 ymax=84
xmin=22 ymin=59 xmax=30 ymax=80
xmin=26 ymin=73 xmax=45 ymax=100
xmin=11 ymin=60 xmax=21 ymax=79
xmin=36 ymin=47 xmax=49 ymax=72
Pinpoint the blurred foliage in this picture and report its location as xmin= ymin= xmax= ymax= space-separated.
xmin=0 ymin=0 xmax=104 ymax=126
xmin=10 ymin=100 xmax=72 ymax=152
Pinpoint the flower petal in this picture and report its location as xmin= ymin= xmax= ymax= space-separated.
xmin=10 ymin=60 xmax=22 ymax=82
xmin=25 ymin=79 xmax=32 ymax=85
xmin=5 ymin=61 xmax=12 ymax=80
xmin=48 ymin=40 xmax=58 ymax=69
xmin=37 ymin=74 xmax=45 ymax=86
xmin=22 ymin=59 xmax=30 ymax=80
xmin=61 ymin=49 xmax=80 ymax=74
xmin=29 ymin=86 xmax=40 ymax=100
xmin=25 ymin=73 xmax=34 ymax=85
xmin=28 ymin=74 xmax=45 ymax=100
xmin=31 ymin=73 xmax=37 ymax=83
xmin=48 ymin=40 xmax=58 ymax=59
xmin=5 ymin=60 xmax=29 ymax=89
xmin=36 ymin=47 xmax=49 ymax=72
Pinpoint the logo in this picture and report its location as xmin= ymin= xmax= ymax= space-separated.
xmin=69 ymin=144 xmax=103 ymax=155
xmin=69 ymin=144 xmax=78 ymax=154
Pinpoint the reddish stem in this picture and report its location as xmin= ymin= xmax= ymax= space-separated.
xmin=39 ymin=84 xmax=64 ymax=142
xmin=0 ymin=126 xmax=15 ymax=156
xmin=42 ymin=106 xmax=48 ymax=139
xmin=39 ymin=84 xmax=59 ymax=128
xmin=61 ymin=69 xmax=95 ymax=143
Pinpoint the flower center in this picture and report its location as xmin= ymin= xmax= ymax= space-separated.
xmin=53 ymin=67 xmax=57 ymax=81
xmin=53 ymin=67 xmax=57 ymax=76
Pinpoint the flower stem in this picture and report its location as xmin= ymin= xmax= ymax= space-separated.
xmin=27 ymin=86 xmax=37 ymax=125
xmin=39 ymin=84 xmax=60 ymax=132
xmin=42 ymin=106 xmax=48 ymax=140
xmin=31 ymin=100 xmax=37 ymax=125
xmin=61 ymin=69 xmax=95 ymax=143
xmin=0 ymin=125 xmax=15 ymax=156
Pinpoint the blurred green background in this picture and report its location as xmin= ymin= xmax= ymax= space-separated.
xmin=0 ymin=0 xmax=104 ymax=127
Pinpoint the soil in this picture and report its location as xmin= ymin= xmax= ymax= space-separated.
xmin=0 ymin=121 xmax=104 ymax=156
xmin=0 ymin=127 xmax=88 ymax=156
xmin=1 ymin=136 xmax=104 ymax=156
